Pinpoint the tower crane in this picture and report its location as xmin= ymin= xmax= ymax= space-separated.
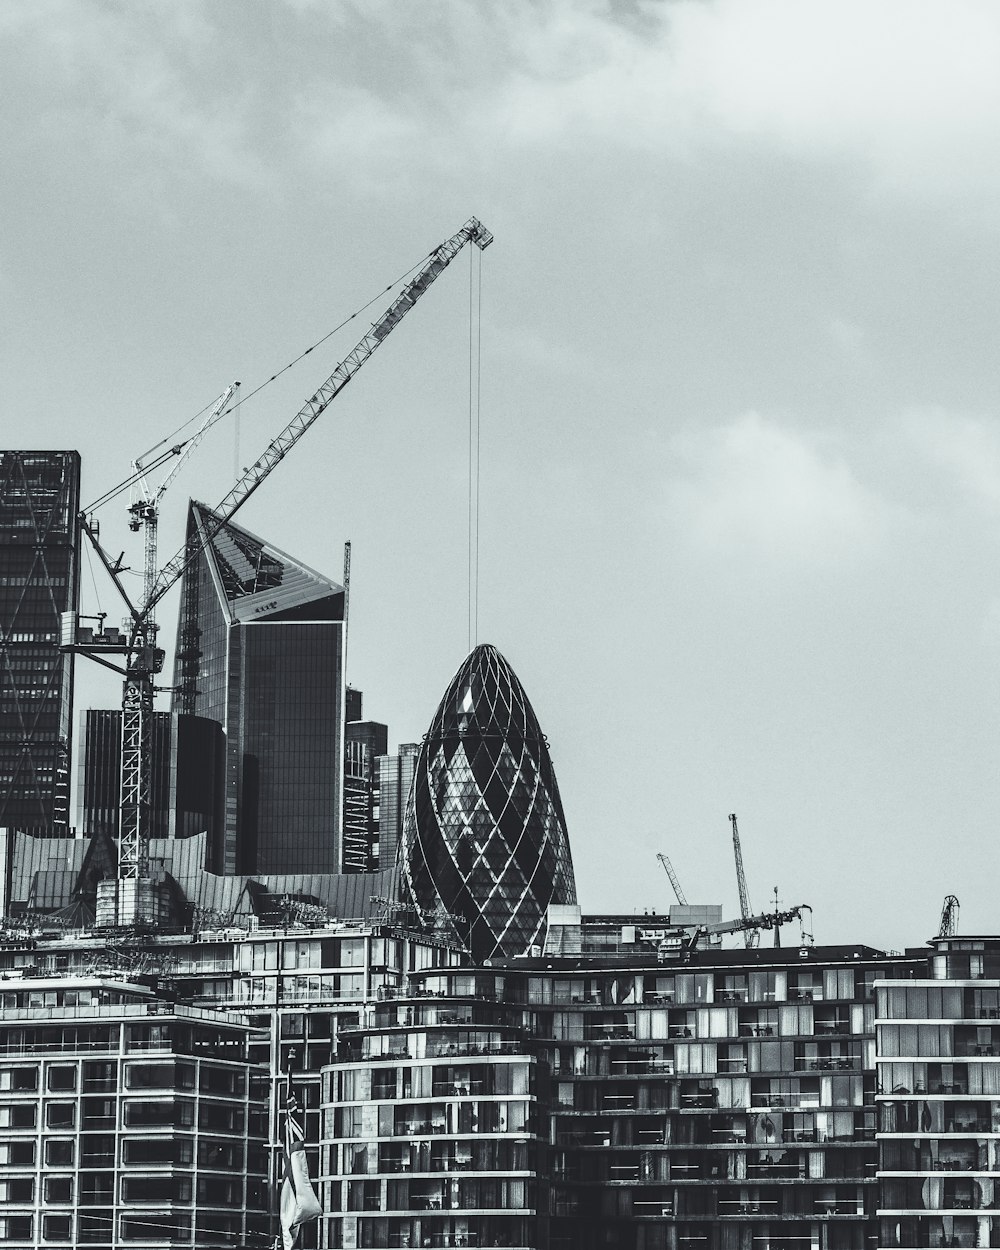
xmin=656 ymin=853 xmax=688 ymax=906
xmin=938 ymin=895 xmax=960 ymax=938
xmin=67 ymin=217 xmax=494 ymax=927
xmin=675 ymin=901 xmax=813 ymax=955
xmin=729 ymin=813 xmax=758 ymax=949
xmin=127 ymin=382 xmax=240 ymax=640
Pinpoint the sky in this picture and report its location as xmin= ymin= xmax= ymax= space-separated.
xmin=3 ymin=0 xmax=1000 ymax=952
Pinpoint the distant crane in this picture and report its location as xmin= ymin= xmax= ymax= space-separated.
xmin=67 ymin=217 xmax=494 ymax=927
xmin=676 ymin=901 xmax=813 ymax=955
xmin=729 ymin=812 xmax=758 ymax=948
xmin=938 ymin=895 xmax=960 ymax=937
xmin=656 ymin=853 xmax=688 ymax=906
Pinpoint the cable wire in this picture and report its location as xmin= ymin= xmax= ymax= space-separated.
xmin=468 ymin=244 xmax=475 ymax=653
xmin=476 ymin=244 xmax=483 ymax=646
xmin=83 ymin=250 xmax=436 ymax=516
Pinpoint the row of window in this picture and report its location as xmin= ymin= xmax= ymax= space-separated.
xmin=0 ymin=1134 xmax=265 ymax=1170
xmin=0 ymin=1094 xmax=257 ymax=1133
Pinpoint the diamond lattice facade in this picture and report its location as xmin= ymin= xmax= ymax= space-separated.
xmin=400 ymin=643 xmax=577 ymax=962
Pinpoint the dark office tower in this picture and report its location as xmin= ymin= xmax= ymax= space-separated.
xmin=378 ymin=742 xmax=419 ymax=872
xmin=345 ymin=685 xmax=362 ymax=723
xmin=78 ymin=709 xmax=224 ymax=841
xmin=173 ymin=501 xmax=346 ymax=875
xmin=0 ymin=451 xmax=80 ymax=834
xmin=343 ymin=695 xmax=389 ymax=873
xmin=400 ymin=643 xmax=577 ymax=962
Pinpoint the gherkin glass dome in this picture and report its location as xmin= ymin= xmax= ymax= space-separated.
xmin=400 ymin=644 xmax=577 ymax=962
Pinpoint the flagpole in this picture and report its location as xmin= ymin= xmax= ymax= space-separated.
xmin=278 ymin=1045 xmax=322 ymax=1250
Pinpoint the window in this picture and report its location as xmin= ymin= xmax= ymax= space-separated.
xmin=124 ymin=1100 xmax=194 ymax=1128
xmin=45 ymin=1140 xmax=73 ymax=1166
xmin=45 ymin=1103 xmax=75 ymax=1129
xmin=0 ymin=1178 xmax=33 ymax=1202
xmin=197 ymin=1139 xmax=243 ymax=1169
xmin=125 ymin=1063 xmax=185 ymax=1090
xmin=123 ymin=1138 xmax=193 ymax=1166
xmin=42 ymin=1214 xmax=72 ymax=1241
xmin=46 ymin=1066 xmax=76 ymax=1092
xmin=83 ymin=1061 xmax=116 ymax=1092
xmin=82 ymin=1097 xmax=116 ymax=1128
xmin=44 ymin=1176 xmax=73 ymax=1203
xmin=0 ymin=1067 xmax=37 ymax=1092
xmin=119 ymin=1213 xmax=192 ymax=1241
xmin=198 ymin=1102 xmax=244 ymax=1133
xmin=0 ymin=1216 xmax=33 ymax=1240
xmin=121 ymin=1176 xmax=192 ymax=1203
xmin=0 ymin=1104 xmax=36 ymax=1129
xmin=0 ymin=1140 xmax=35 ymax=1166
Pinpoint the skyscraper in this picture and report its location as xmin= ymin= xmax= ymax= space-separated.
xmin=378 ymin=741 xmax=419 ymax=872
xmin=78 ymin=708 xmax=224 ymax=842
xmin=343 ymin=690 xmax=388 ymax=873
xmin=400 ymin=643 xmax=578 ymax=961
xmin=172 ymin=501 xmax=346 ymax=875
xmin=0 ymin=451 xmax=80 ymax=834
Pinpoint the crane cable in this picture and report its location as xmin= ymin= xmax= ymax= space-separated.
xmin=83 ymin=248 xmax=441 ymax=516
xmin=467 ymin=242 xmax=484 ymax=651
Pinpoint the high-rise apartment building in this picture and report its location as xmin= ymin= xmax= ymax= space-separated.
xmin=0 ymin=841 xmax=991 ymax=1250
xmin=77 ymin=708 xmax=224 ymax=841
xmin=0 ymin=973 xmax=269 ymax=1250
xmin=0 ymin=451 xmax=80 ymax=834
xmin=172 ymin=501 xmax=346 ymax=875
xmin=876 ymin=935 xmax=1000 ymax=1250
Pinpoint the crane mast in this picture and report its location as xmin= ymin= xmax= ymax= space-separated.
xmin=938 ymin=894 xmax=960 ymax=938
xmin=129 ymin=382 xmax=240 ymax=634
xmin=729 ymin=812 xmax=758 ymax=949
xmin=656 ymin=853 xmax=688 ymax=906
xmin=71 ymin=218 xmax=493 ymax=927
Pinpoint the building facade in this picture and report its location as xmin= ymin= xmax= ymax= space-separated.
xmin=4 ymin=898 xmax=998 ymax=1250
xmin=323 ymin=936 xmax=923 ymax=1250
xmin=0 ymin=451 xmax=80 ymax=834
xmin=0 ymin=974 xmax=269 ymax=1250
xmin=172 ymin=501 xmax=346 ymax=875
xmin=0 ymin=914 xmax=464 ymax=1250
xmin=378 ymin=743 xmax=419 ymax=873
xmin=344 ymin=705 xmax=389 ymax=874
xmin=77 ymin=709 xmax=224 ymax=842
xmin=877 ymin=936 xmax=1000 ymax=1250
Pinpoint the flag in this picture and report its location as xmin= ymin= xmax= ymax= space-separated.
xmin=279 ymin=1073 xmax=322 ymax=1250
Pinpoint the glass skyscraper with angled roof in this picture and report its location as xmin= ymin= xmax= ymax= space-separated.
xmin=172 ymin=501 xmax=345 ymax=875
xmin=400 ymin=642 xmax=577 ymax=962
